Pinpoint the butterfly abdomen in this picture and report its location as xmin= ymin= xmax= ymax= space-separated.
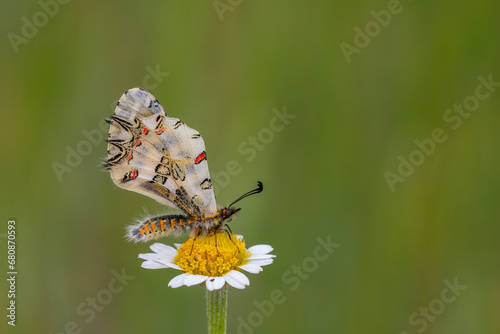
xmin=127 ymin=215 xmax=198 ymax=242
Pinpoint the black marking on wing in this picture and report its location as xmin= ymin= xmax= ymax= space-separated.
xmin=173 ymin=120 xmax=183 ymax=129
xmin=155 ymin=163 xmax=171 ymax=176
xmin=200 ymin=178 xmax=212 ymax=190
xmin=141 ymin=181 xmax=193 ymax=215
xmin=104 ymin=143 xmax=128 ymax=168
xmin=191 ymin=195 xmax=203 ymax=216
xmin=112 ymin=115 xmax=140 ymax=131
xmin=152 ymin=175 xmax=167 ymax=185
xmin=172 ymin=161 xmax=186 ymax=181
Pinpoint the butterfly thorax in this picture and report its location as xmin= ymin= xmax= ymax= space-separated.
xmin=201 ymin=206 xmax=239 ymax=234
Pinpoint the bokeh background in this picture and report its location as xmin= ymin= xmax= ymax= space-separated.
xmin=1 ymin=1 xmax=499 ymax=333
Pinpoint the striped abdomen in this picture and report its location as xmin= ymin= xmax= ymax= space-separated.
xmin=127 ymin=215 xmax=199 ymax=242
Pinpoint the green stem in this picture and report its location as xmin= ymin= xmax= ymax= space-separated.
xmin=206 ymin=285 xmax=228 ymax=334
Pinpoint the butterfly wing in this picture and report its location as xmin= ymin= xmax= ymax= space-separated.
xmin=104 ymin=88 xmax=217 ymax=218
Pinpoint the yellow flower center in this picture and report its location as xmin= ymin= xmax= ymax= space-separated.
xmin=174 ymin=232 xmax=250 ymax=277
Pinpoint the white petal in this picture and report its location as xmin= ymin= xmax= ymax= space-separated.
xmin=239 ymin=263 xmax=263 ymax=274
xmin=247 ymin=259 xmax=274 ymax=267
xmin=168 ymin=263 xmax=182 ymax=270
xmin=247 ymin=254 xmax=276 ymax=261
xmin=138 ymin=254 xmax=181 ymax=270
xmin=248 ymin=245 xmax=273 ymax=255
xmin=138 ymin=253 xmax=175 ymax=263
xmin=168 ymin=273 xmax=189 ymax=288
xmin=184 ymin=275 xmax=208 ymax=287
xmin=174 ymin=243 xmax=182 ymax=249
xmin=141 ymin=261 xmax=169 ymax=269
xmin=150 ymin=243 xmax=178 ymax=258
xmin=206 ymin=277 xmax=226 ymax=291
xmin=138 ymin=253 xmax=159 ymax=261
xmin=224 ymin=270 xmax=249 ymax=289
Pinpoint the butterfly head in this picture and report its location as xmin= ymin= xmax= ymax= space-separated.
xmin=221 ymin=207 xmax=241 ymax=223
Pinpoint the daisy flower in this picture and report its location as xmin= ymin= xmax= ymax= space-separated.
xmin=138 ymin=232 xmax=275 ymax=290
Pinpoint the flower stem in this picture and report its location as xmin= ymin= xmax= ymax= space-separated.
xmin=206 ymin=285 xmax=228 ymax=334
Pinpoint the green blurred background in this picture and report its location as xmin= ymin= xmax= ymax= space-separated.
xmin=1 ymin=1 xmax=499 ymax=333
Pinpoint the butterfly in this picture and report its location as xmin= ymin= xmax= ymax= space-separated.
xmin=103 ymin=88 xmax=263 ymax=242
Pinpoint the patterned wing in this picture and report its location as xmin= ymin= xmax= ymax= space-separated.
xmin=104 ymin=88 xmax=217 ymax=218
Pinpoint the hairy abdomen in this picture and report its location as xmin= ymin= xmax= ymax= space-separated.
xmin=127 ymin=214 xmax=200 ymax=242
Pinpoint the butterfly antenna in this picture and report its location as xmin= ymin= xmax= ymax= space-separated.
xmin=228 ymin=181 xmax=264 ymax=207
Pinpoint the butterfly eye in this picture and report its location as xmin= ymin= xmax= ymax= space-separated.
xmin=224 ymin=208 xmax=241 ymax=220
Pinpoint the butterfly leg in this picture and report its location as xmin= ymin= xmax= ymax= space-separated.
xmin=213 ymin=231 xmax=224 ymax=257
xmin=190 ymin=228 xmax=201 ymax=255
xmin=224 ymin=225 xmax=240 ymax=253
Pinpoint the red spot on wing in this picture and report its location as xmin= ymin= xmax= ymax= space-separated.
xmin=155 ymin=127 xmax=166 ymax=134
xmin=133 ymin=139 xmax=141 ymax=147
xmin=195 ymin=151 xmax=206 ymax=164
xmin=130 ymin=169 xmax=138 ymax=180
xmin=125 ymin=152 xmax=133 ymax=163
xmin=143 ymin=128 xmax=149 ymax=135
